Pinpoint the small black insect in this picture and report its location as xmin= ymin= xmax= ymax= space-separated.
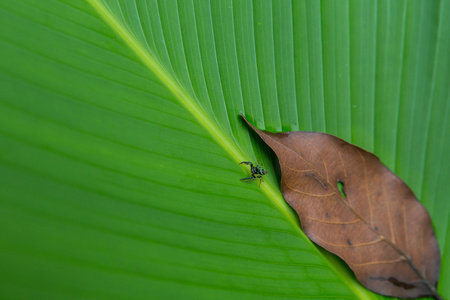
xmin=240 ymin=161 xmax=268 ymax=184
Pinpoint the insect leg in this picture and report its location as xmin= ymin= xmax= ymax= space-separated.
xmin=256 ymin=175 xmax=263 ymax=185
xmin=240 ymin=161 xmax=253 ymax=167
xmin=241 ymin=176 xmax=256 ymax=181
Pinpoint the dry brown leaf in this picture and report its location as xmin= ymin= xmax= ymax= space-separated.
xmin=242 ymin=115 xmax=441 ymax=299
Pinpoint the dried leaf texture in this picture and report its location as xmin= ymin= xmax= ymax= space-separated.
xmin=242 ymin=116 xmax=441 ymax=299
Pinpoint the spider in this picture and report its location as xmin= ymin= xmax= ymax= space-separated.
xmin=240 ymin=161 xmax=268 ymax=184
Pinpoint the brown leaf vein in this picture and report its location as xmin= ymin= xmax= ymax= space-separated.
xmin=284 ymin=180 xmax=336 ymax=198
xmin=381 ymin=182 xmax=395 ymax=244
xmin=312 ymin=233 xmax=384 ymax=249
xmin=351 ymin=257 xmax=405 ymax=267
xmin=358 ymin=150 xmax=374 ymax=226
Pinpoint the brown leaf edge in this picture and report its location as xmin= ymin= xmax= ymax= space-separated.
xmin=241 ymin=114 xmax=442 ymax=300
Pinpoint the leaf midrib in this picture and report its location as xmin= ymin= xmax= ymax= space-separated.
xmin=87 ymin=1 xmax=377 ymax=299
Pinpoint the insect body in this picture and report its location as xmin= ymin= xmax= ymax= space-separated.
xmin=240 ymin=161 xmax=268 ymax=184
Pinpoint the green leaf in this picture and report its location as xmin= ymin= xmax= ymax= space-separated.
xmin=0 ymin=1 xmax=449 ymax=299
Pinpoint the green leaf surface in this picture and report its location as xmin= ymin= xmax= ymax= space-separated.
xmin=0 ymin=1 xmax=449 ymax=299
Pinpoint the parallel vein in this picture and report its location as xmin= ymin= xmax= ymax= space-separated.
xmin=87 ymin=0 xmax=299 ymax=234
